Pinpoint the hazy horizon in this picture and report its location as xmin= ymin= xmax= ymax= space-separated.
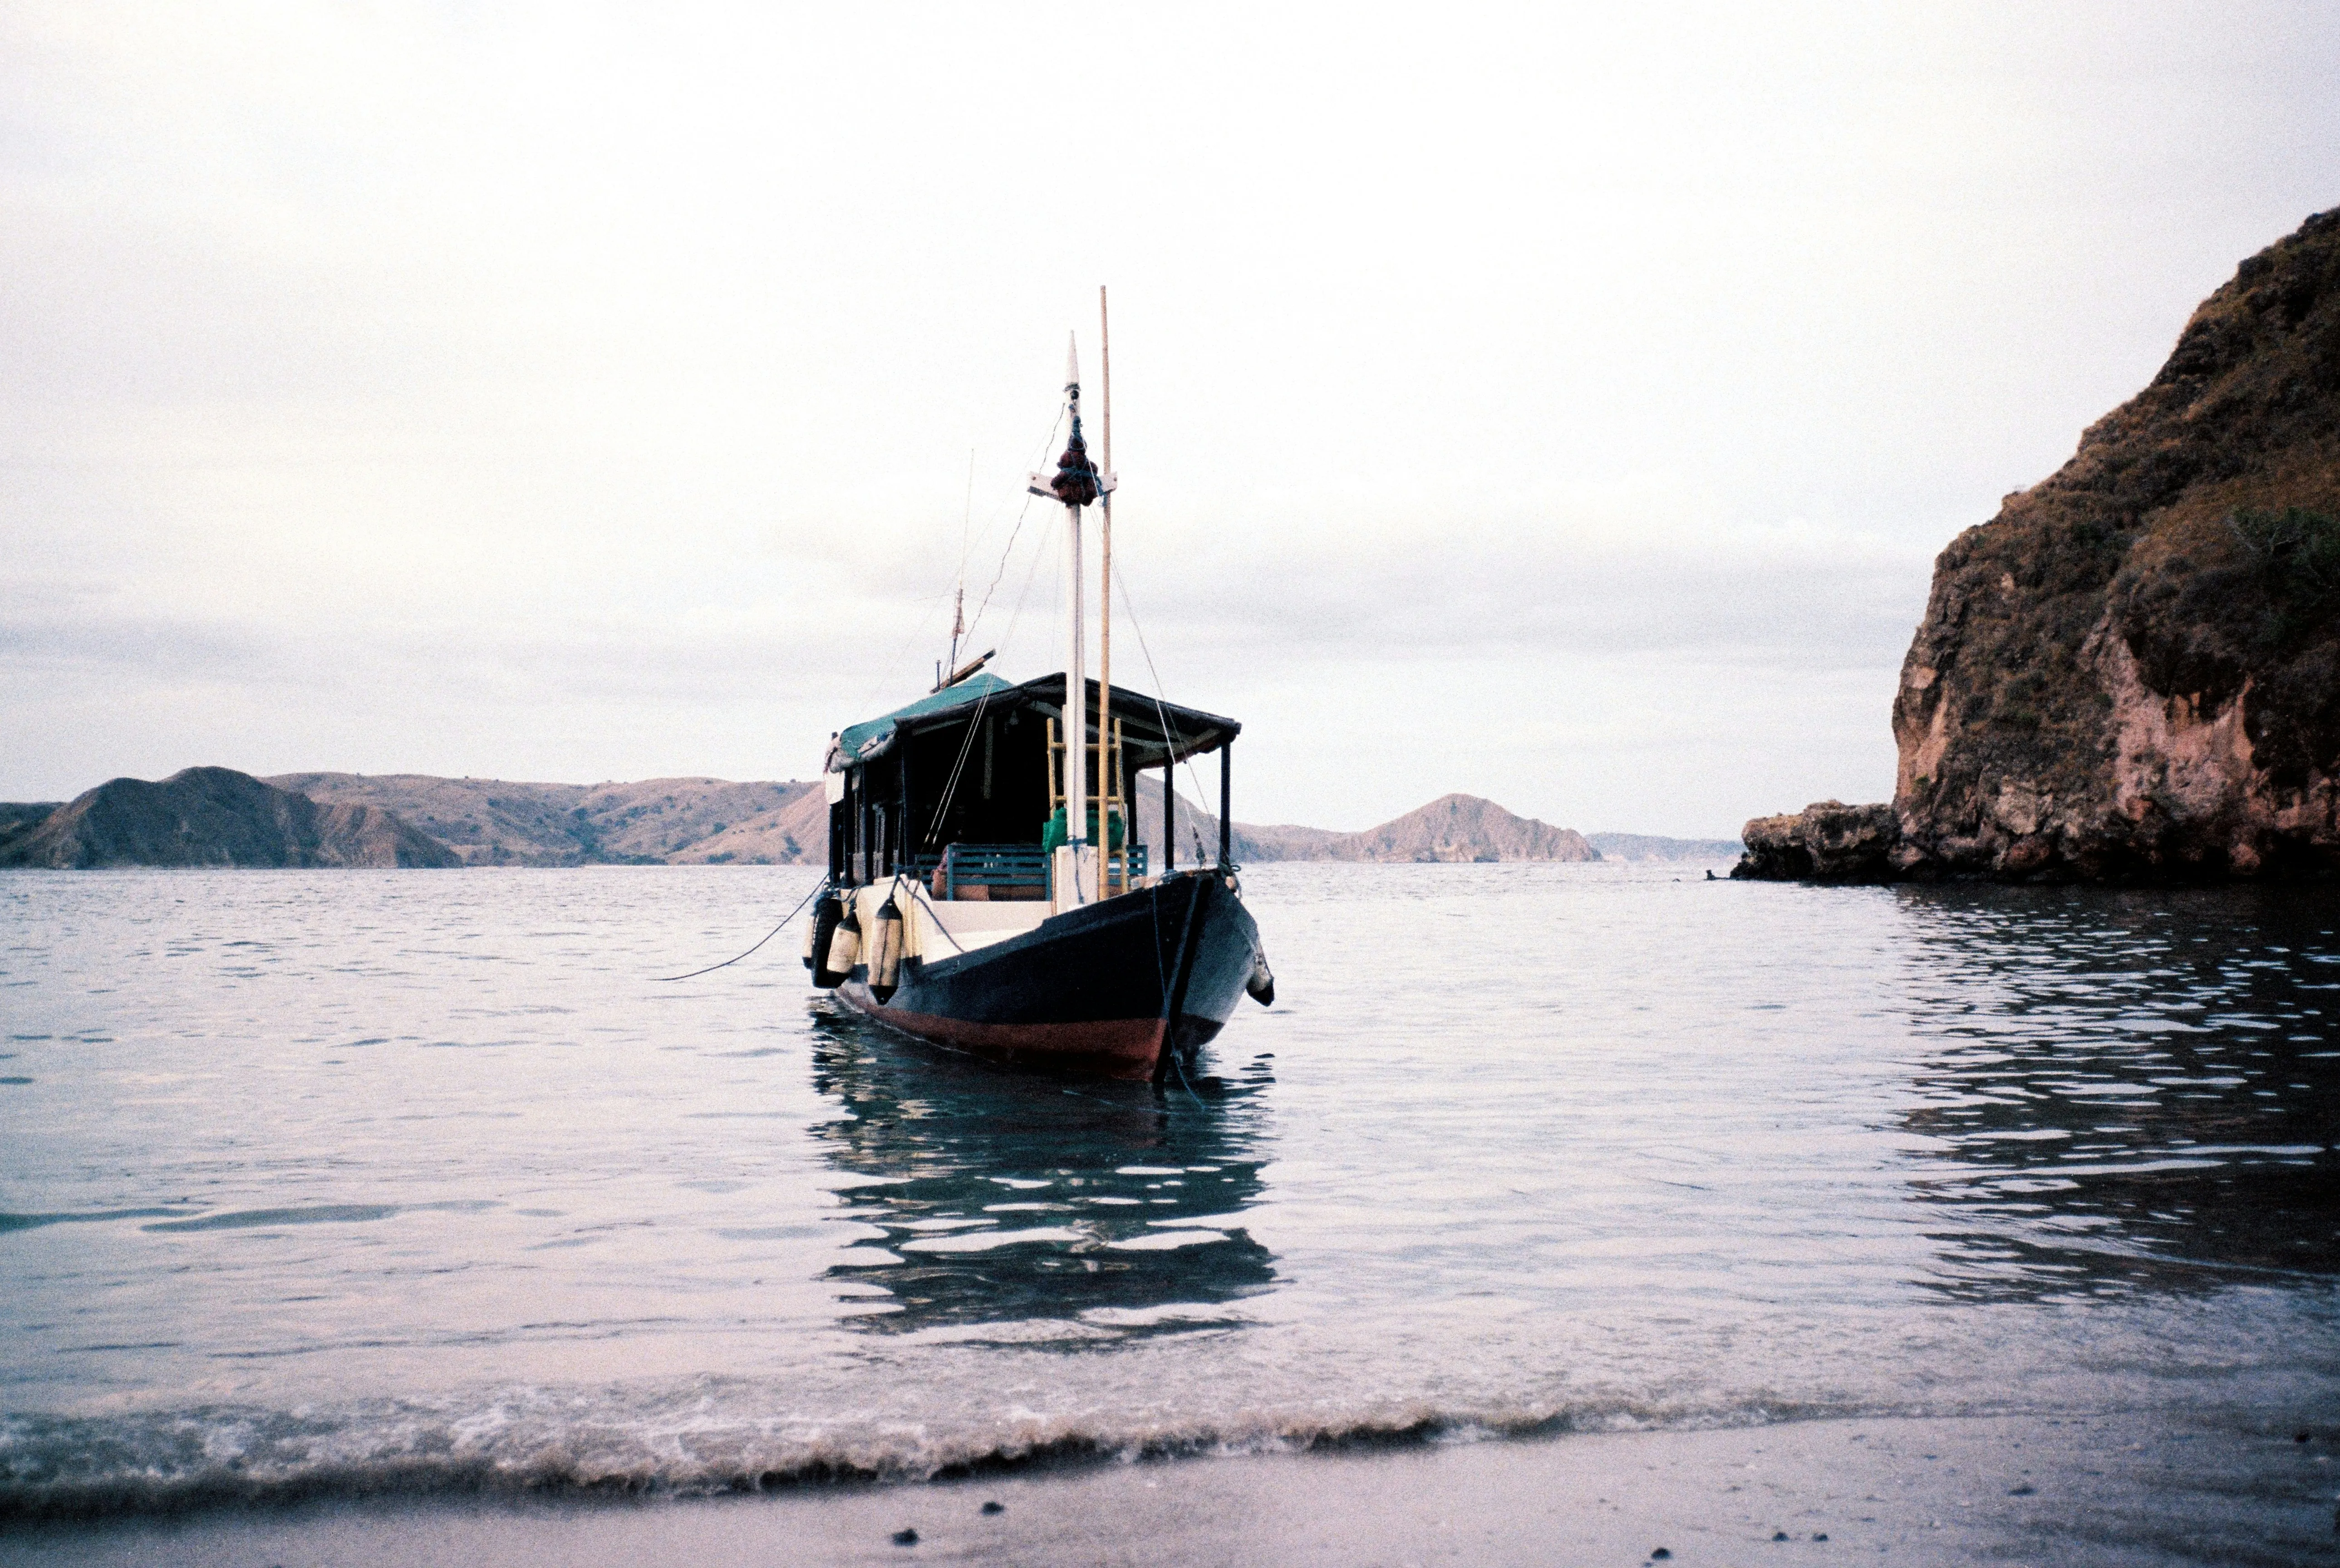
xmin=6 ymin=4 xmax=2337 ymax=837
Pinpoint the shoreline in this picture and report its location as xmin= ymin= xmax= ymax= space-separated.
xmin=8 ymin=1408 xmax=2332 ymax=1567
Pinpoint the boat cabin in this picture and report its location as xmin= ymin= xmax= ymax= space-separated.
xmin=826 ymin=671 xmax=1239 ymax=906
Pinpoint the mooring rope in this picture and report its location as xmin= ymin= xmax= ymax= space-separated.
xmin=654 ymin=877 xmax=830 ymax=982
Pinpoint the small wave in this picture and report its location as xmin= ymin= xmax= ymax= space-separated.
xmin=0 ymin=1208 xmax=198 ymax=1235
xmin=134 ymin=1200 xmax=500 ymax=1234
xmin=141 ymin=1205 xmax=400 ymax=1233
xmin=0 ymin=1391 xmax=1874 ymax=1522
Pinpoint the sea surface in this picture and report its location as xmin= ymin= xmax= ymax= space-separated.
xmin=2 ymin=863 xmax=2335 ymax=1516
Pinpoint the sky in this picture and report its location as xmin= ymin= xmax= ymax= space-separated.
xmin=4 ymin=3 xmax=2336 ymax=836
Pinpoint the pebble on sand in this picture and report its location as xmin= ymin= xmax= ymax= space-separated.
xmin=2009 ymin=1484 xmax=2036 ymax=1495
xmin=1650 ymin=1552 xmax=1672 ymax=1562
xmin=891 ymin=1527 xmax=919 ymax=1546
xmin=981 ymin=1501 xmax=1005 ymax=1515
xmin=1773 ymin=1530 xmax=1791 ymax=1540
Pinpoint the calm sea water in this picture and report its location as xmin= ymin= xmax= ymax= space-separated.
xmin=2 ymin=863 xmax=2335 ymax=1514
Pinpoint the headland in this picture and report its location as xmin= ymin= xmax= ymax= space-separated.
xmin=1738 ymin=209 xmax=2340 ymax=884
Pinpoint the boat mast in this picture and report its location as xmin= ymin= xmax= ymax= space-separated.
xmin=1061 ymin=338 xmax=1087 ymax=901
xmin=1030 ymin=334 xmax=1102 ymax=904
xmin=1095 ymin=286 xmax=1113 ymax=905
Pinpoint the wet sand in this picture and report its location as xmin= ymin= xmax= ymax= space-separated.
xmin=10 ymin=1408 xmax=2333 ymax=1567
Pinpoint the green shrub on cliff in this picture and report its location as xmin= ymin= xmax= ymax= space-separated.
xmin=2232 ymin=507 xmax=2340 ymax=652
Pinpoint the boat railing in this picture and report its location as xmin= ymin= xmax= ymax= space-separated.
xmin=933 ymin=842 xmax=1148 ymax=900
xmin=937 ymin=843 xmax=1047 ymax=900
xmin=1112 ymin=843 xmax=1149 ymax=890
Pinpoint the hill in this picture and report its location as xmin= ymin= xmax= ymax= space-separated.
xmin=1585 ymin=831 xmax=1743 ymax=862
xmin=0 ymin=768 xmax=458 ymax=869
xmin=270 ymin=774 xmax=825 ymax=866
xmin=1132 ymin=789 xmax=1598 ymax=864
xmin=0 ymin=802 xmax=62 ymax=859
xmin=1336 ymin=793 xmax=1598 ymax=862
xmin=1741 ymin=209 xmax=2340 ymax=882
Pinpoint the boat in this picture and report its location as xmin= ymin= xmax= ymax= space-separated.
xmin=803 ymin=301 xmax=1274 ymax=1081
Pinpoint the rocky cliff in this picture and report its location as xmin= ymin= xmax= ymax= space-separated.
xmin=0 ymin=768 xmax=459 ymax=869
xmin=1735 ymin=803 xmax=1899 ymax=882
xmin=1743 ymin=209 xmax=2340 ymax=882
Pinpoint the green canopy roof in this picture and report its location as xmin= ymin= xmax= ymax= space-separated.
xmin=833 ymin=672 xmax=1016 ymax=769
xmin=830 ymin=671 xmax=1239 ymax=773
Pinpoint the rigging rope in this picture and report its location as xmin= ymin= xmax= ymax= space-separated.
xmin=922 ymin=477 xmax=1057 ymax=845
xmin=961 ymin=402 xmax=1064 ymax=649
xmin=856 ymin=405 xmax=1067 ymax=715
xmin=1113 ymin=560 xmax=1224 ymax=859
xmin=921 ymin=685 xmax=996 ymax=849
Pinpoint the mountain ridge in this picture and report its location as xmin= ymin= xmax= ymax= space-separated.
xmin=0 ymin=768 xmax=458 ymax=869
xmin=266 ymin=772 xmax=825 ymax=867
xmin=4 ymin=771 xmax=1715 ymax=867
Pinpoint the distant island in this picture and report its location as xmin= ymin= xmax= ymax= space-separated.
xmin=1 ymin=768 xmax=1738 ymax=870
xmin=1739 ymin=208 xmax=2340 ymax=884
xmin=0 ymin=768 xmax=458 ymax=869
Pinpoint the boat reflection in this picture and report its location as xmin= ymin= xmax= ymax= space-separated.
xmin=1893 ymin=884 xmax=2338 ymax=1302
xmin=806 ymin=1003 xmax=1278 ymax=1341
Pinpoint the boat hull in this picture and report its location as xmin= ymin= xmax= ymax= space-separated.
xmin=836 ymin=871 xmax=1261 ymax=1079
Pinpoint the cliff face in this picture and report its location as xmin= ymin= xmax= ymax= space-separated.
xmin=1890 ymin=209 xmax=2340 ymax=880
xmin=1 ymin=768 xmax=459 ymax=869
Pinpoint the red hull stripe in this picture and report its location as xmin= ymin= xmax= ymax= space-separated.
xmin=841 ymin=990 xmax=1166 ymax=1078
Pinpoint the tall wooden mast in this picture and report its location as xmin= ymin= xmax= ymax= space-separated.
xmin=1095 ymin=286 xmax=1113 ymax=904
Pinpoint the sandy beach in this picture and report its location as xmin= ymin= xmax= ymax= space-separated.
xmin=10 ymin=1408 xmax=2334 ymax=1568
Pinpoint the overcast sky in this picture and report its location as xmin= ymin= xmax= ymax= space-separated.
xmin=5 ymin=4 xmax=2336 ymax=834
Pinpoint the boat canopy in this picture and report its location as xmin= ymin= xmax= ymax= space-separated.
xmin=832 ymin=672 xmax=1238 ymax=774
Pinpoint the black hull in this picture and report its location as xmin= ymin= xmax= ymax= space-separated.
xmin=836 ymin=871 xmax=1260 ymax=1078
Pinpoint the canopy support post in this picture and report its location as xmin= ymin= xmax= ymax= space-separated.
xmin=1163 ymin=763 xmax=1175 ymax=872
xmin=831 ymin=775 xmax=848 ymax=884
xmin=1218 ymin=742 xmax=1232 ymax=870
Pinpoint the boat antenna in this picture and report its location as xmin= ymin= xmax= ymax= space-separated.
xmin=949 ymin=449 xmax=973 ymax=675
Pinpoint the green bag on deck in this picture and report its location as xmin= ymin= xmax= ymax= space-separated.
xmin=1042 ymin=805 xmax=1125 ymax=854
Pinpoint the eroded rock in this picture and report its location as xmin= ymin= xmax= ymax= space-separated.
xmin=1732 ymin=801 xmax=1900 ymax=882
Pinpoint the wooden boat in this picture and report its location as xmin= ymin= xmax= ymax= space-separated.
xmin=804 ymin=308 xmax=1273 ymax=1081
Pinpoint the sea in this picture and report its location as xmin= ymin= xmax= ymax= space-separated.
xmin=2 ymin=862 xmax=2335 ymax=1518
